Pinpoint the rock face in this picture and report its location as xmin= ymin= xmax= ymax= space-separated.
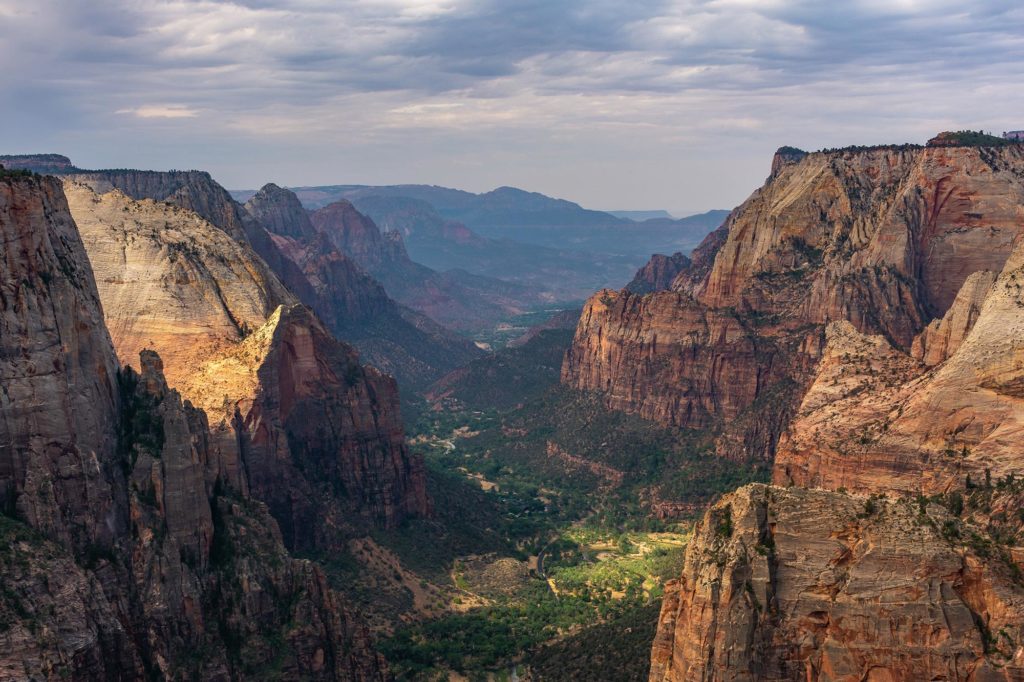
xmin=68 ymin=169 xmax=252 ymax=242
xmin=650 ymin=484 xmax=1024 ymax=681
xmin=0 ymin=173 xmax=122 ymax=555
xmin=564 ymin=145 xmax=1024 ymax=459
xmin=0 ymin=153 xmax=80 ymax=174
xmin=63 ymin=181 xmax=293 ymax=383
xmin=775 ymin=234 xmax=1024 ymax=495
xmin=65 ymin=170 xmax=479 ymax=388
xmin=310 ymin=199 xmax=408 ymax=273
xmin=626 ymin=252 xmax=692 ymax=294
xmin=911 ymin=269 xmax=997 ymax=366
xmin=64 ymin=180 xmax=429 ymax=541
xmin=243 ymin=184 xmax=484 ymax=387
xmin=0 ymin=172 xmax=388 ymax=680
xmin=648 ymin=141 xmax=1024 ymax=681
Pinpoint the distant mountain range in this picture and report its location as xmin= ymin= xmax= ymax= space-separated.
xmin=232 ymin=183 xmax=728 ymax=299
xmin=608 ymin=210 xmax=674 ymax=221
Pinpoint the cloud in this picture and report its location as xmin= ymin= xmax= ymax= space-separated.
xmin=117 ymin=104 xmax=199 ymax=119
xmin=1 ymin=0 xmax=1023 ymax=210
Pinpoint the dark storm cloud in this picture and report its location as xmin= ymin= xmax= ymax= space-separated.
xmin=1 ymin=0 xmax=1023 ymax=210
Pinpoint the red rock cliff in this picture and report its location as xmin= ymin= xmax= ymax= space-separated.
xmin=564 ymin=145 xmax=1024 ymax=459
xmin=0 ymin=173 xmax=389 ymax=680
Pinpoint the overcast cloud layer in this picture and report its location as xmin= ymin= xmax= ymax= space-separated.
xmin=2 ymin=0 xmax=1023 ymax=212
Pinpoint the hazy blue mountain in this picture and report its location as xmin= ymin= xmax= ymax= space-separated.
xmin=608 ymin=210 xmax=674 ymax=221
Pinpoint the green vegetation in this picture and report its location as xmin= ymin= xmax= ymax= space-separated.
xmin=0 ymin=166 xmax=36 ymax=180
xmin=364 ymin=307 xmax=766 ymax=677
xmin=373 ymin=350 xmax=765 ymax=676
xmin=930 ymin=130 xmax=1020 ymax=147
xmin=380 ymin=529 xmax=686 ymax=678
xmin=116 ymin=369 xmax=166 ymax=465
xmin=430 ymin=328 xmax=575 ymax=411
xmin=529 ymin=602 xmax=662 ymax=681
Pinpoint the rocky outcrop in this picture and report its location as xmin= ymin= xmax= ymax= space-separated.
xmin=65 ymin=180 xmax=429 ymax=540
xmin=626 ymin=252 xmax=692 ymax=294
xmin=911 ymin=269 xmax=996 ymax=366
xmin=565 ymin=289 xmax=801 ymax=441
xmin=650 ymin=484 xmax=1024 ymax=681
xmin=232 ymin=304 xmax=431 ymax=546
xmin=242 ymin=182 xmax=318 ymax=241
xmin=67 ymin=169 xmax=252 ymax=243
xmin=564 ymin=145 xmax=1024 ymax=459
xmin=63 ymin=181 xmax=293 ymax=384
xmin=0 ymin=172 xmax=389 ymax=680
xmin=768 ymin=146 xmax=807 ymax=178
xmin=310 ymin=200 xmax=409 ymax=273
xmin=775 ymin=235 xmax=1024 ymax=495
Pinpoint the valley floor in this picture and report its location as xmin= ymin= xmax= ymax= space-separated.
xmin=315 ymin=374 xmax=765 ymax=680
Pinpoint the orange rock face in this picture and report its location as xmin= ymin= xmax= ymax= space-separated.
xmin=564 ymin=145 xmax=1024 ymax=459
xmin=632 ymin=143 xmax=1024 ymax=681
xmin=65 ymin=181 xmax=430 ymax=541
xmin=775 ymin=235 xmax=1024 ymax=495
xmin=650 ymin=485 xmax=1024 ymax=681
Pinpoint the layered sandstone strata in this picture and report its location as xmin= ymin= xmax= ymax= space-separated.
xmin=0 ymin=172 xmax=388 ymax=680
xmin=65 ymin=180 xmax=429 ymax=538
xmin=650 ymin=484 xmax=1024 ymax=681
xmin=564 ymin=145 xmax=1024 ymax=459
xmin=775 ymin=234 xmax=1024 ymax=495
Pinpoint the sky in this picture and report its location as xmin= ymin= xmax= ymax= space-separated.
xmin=2 ymin=1 xmax=1023 ymax=214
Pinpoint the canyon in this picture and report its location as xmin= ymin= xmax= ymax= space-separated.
xmin=581 ymin=141 xmax=1024 ymax=680
xmin=0 ymin=171 xmax=389 ymax=679
xmin=4 ymin=135 xmax=1024 ymax=681
xmin=60 ymin=165 xmax=482 ymax=390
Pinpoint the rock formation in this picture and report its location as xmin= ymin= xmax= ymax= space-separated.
xmin=306 ymin=195 xmax=543 ymax=331
xmin=63 ymin=169 xmax=480 ymax=388
xmin=0 ymin=172 xmax=388 ymax=680
xmin=564 ymin=144 xmax=1024 ymax=460
xmin=774 ymin=234 xmax=1024 ymax=495
xmin=626 ymin=252 xmax=693 ymax=294
xmin=0 ymin=172 xmax=122 ymax=556
xmin=647 ymin=140 xmax=1024 ymax=681
xmin=64 ymin=180 xmax=429 ymax=541
xmin=650 ymin=485 xmax=1024 ymax=681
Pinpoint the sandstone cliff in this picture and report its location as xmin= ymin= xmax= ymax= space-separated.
xmin=64 ymin=180 xmax=430 ymax=539
xmin=626 ymin=252 xmax=693 ymax=294
xmin=0 ymin=172 xmax=388 ymax=680
xmin=66 ymin=169 xmax=480 ymax=388
xmin=564 ymin=145 xmax=1024 ymax=459
xmin=650 ymin=484 xmax=1024 ymax=681
xmin=0 ymin=173 xmax=122 ymax=555
xmin=647 ymin=141 xmax=1024 ymax=681
xmin=774 ymin=232 xmax=1024 ymax=495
